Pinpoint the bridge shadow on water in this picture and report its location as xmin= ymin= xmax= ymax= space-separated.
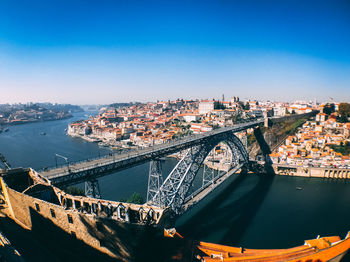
xmin=178 ymin=169 xmax=275 ymax=246
xmin=178 ymin=126 xmax=277 ymax=247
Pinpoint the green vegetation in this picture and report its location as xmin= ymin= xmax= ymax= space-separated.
xmin=283 ymin=118 xmax=306 ymax=134
xmin=66 ymin=186 xmax=85 ymax=196
xmin=330 ymin=141 xmax=350 ymax=156
xmin=247 ymin=133 xmax=256 ymax=146
xmin=214 ymin=101 xmax=226 ymax=110
xmin=120 ymin=192 xmax=144 ymax=204
xmin=231 ymin=114 xmax=242 ymax=122
xmin=338 ymin=103 xmax=350 ymax=123
xmin=323 ymin=103 xmax=335 ymax=115
xmin=247 ymin=118 xmax=306 ymax=148
xmin=338 ymin=103 xmax=350 ymax=116
xmin=238 ymin=101 xmax=250 ymax=110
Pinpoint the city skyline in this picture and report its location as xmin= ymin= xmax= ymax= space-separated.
xmin=1 ymin=0 xmax=350 ymax=104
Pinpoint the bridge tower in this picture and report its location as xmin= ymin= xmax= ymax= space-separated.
xmin=202 ymin=150 xmax=217 ymax=188
xmin=264 ymin=111 xmax=269 ymax=128
xmin=85 ymin=179 xmax=101 ymax=199
xmin=146 ymin=159 xmax=163 ymax=207
xmin=240 ymin=131 xmax=248 ymax=148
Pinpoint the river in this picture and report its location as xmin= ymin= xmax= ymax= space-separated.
xmin=0 ymin=111 xmax=349 ymax=254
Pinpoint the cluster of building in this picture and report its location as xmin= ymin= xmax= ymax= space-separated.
xmin=270 ymin=111 xmax=350 ymax=168
xmin=67 ymin=97 xmax=319 ymax=151
xmin=0 ymin=103 xmax=80 ymax=126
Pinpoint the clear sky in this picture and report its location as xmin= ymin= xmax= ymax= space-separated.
xmin=0 ymin=0 xmax=349 ymax=104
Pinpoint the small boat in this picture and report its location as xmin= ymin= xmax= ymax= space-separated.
xmin=296 ymin=187 xmax=302 ymax=190
xmin=195 ymin=233 xmax=350 ymax=262
xmin=4 ymin=128 xmax=9 ymax=132
xmin=40 ymin=132 xmax=46 ymax=135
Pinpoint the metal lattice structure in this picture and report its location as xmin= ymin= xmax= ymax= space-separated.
xmin=85 ymin=179 xmax=101 ymax=199
xmin=202 ymin=157 xmax=216 ymax=188
xmin=201 ymin=143 xmax=232 ymax=188
xmin=146 ymin=159 xmax=163 ymax=206
xmin=151 ymin=131 xmax=249 ymax=214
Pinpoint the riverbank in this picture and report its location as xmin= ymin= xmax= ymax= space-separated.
xmin=273 ymin=164 xmax=350 ymax=179
xmin=0 ymin=115 xmax=73 ymax=128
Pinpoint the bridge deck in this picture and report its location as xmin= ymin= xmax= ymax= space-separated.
xmin=39 ymin=119 xmax=263 ymax=186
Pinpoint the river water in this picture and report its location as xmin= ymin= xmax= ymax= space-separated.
xmin=1 ymin=112 xmax=349 ymax=253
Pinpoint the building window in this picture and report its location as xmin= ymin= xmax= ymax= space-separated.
xmin=67 ymin=214 xmax=73 ymax=224
xmin=35 ymin=203 xmax=40 ymax=212
xmin=50 ymin=208 xmax=56 ymax=218
xmin=65 ymin=198 xmax=72 ymax=208
xmin=74 ymin=200 xmax=81 ymax=209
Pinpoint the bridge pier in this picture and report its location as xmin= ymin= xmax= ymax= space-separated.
xmin=85 ymin=179 xmax=101 ymax=199
xmin=202 ymin=156 xmax=216 ymax=188
xmin=147 ymin=159 xmax=163 ymax=207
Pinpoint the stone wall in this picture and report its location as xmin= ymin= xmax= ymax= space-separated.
xmin=0 ymin=175 xmax=169 ymax=261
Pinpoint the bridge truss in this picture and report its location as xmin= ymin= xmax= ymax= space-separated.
xmin=147 ymin=131 xmax=249 ymax=214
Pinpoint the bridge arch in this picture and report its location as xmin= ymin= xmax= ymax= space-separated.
xmin=151 ymin=131 xmax=249 ymax=214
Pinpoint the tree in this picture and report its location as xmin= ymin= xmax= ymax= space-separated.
xmin=66 ymin=186 xmax=85 ymax=196
xmin=338 ymin=103 xmax=350 ymax=122
xmin=292 ymin=110 xmax=296 ymax=114
xmin=127 ymin=192 xmax=144 ymax=204
xmin=339 ymin=103 xmax=350 ymax=116
xmin=339 ymin=114 xmax=348 ymax=123
xmin=214 ymin=101 xmax=225 ymax=110
xmin=323 ymin=103 xmax=335 ymax=115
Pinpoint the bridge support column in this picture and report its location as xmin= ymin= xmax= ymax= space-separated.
xmin=147 ymin=159 xmax=163 ymax=207
xmin=264 ymin=111 xmax=269 ymax=128
xmin=85 ymin=179 xmax=101 ymax=199
xmin=202 ymin=155 xmax=216 ymax=187
xmin=241 ymin=131 xmax=248 ymax=149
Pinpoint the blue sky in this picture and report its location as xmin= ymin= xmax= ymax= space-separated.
xmin=0 ymin=0 xmax=349 ymax=104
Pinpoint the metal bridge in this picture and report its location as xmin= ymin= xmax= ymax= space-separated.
xmin=38 ymin=112 xmax=315 ymax=215
xmin=40 ymin=119 xmax=264 ymax=186
xmin=37 ymin=118 xmax=264 ymax=213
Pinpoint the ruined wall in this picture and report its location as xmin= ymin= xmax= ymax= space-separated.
xmin=1 ymin=182 xmax=164 ymax=261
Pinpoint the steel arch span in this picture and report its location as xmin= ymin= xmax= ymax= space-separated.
xmin=150 ymin=131 xmax=249 ymax=214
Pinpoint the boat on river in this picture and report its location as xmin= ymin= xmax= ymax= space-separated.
xmin=194 ymin=234 xmax=350 ymax=262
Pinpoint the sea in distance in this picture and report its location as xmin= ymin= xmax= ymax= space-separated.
xmin=0 ymin=111 xmax=349 ymax=255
